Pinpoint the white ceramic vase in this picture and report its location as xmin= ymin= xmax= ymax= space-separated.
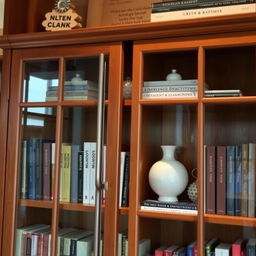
xmin=148 ymin=145 xmax=188 ymax=202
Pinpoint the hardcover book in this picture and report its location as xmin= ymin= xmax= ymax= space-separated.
xmin=241 ymin=143 xmax=249 ymax=217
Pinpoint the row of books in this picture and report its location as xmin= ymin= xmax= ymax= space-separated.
xmin=15 ymin=224 xmax=96 ymax=256
xmin=151 ymin=0 xmax=256 ymax=23
xmin=20 ymin=139 xmax=100 ymax=205
xmin=205 ymin=143 xmax=256 ymax=217
xmin=153 ymin=238 xmax=256 ymax=256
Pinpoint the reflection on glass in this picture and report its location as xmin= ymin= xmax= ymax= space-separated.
xmin=19 ymin=107 xmax=56 ymax=201
xmin=64 ymin=57 xmax=108 ymax=101
xmin=22 ymin=60 xmax=59 ymax=102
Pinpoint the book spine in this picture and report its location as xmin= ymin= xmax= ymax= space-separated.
xmin=35 ymin=138 xmax=43 ymax=200
xmin=142 ymin=85 xmax=197 ymax=93
xmin=241 ymin=143 xmax=249 ymax=217
xmin=141 ymin=201 xmax=197 ymax=210
xmin=152 ymin=0 xmax=255 ymax=12
xmin=51 ymin=143 xmax=55 ymax=200
xmin=77 ymin=151 xmax=84 ymax=203
xmin=235 ymin=145 xmax=242 ymax=216
xmin=226 ymin=146 xmax=236 ymax=216
xmin=28 ymin=138 xmax=36 ymax=200
xmin=20 ymin=140 xmax=28 ymax=199
xmin=141 ymin=205 xmax=198 ymax=214
xmin=83 ymin=142 xmax=91 ymax=204
xmin=206 ymin=145 xmax=216 ymax=214
xmin=142 ymin=91 xmax=197 ymax=98
xmin=121 ymin=153 xmax=130 ymax=207
xmin=248 ymin=143 xmax=256 ymax=217
xmin=43 ymin=142 xmax=51 ymax=200
xmin=216 ymin=146 xmax=226 ymax=215
xmin=89 ymin=142 xmax=96 ymax=205
xmin=71 ymin=145 xmax=80 ymax=203
xmin=151 ymin=3 xmax=256 ymax=22
xmin=119 ymin=152 xmax=126 ymax=207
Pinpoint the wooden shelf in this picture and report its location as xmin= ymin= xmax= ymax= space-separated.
xmin=140 ymin=98 xmax=199 ymax=105
xmin=59 ymin=202 xmax=97 ymax=212
xmin=19 ymin=199 xmax=53 ymax=209
xmin=205 ymin=214 xmax=256 ymax=227
xmin=138 ymin=209 xmax=197 ymax=222
xmin=119 ymin=207 xmax=129 ymax=215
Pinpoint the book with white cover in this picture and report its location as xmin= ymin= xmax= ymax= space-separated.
xmin=89 ymin=142 xmax=96 ymax=205
xmin=141 ymin=205 xmax=198 ymax=214
xmin=151 ymin=3 xmax=256 ymax=22
xmin=119 ymin=151 xmax=127 ymax=207
xmin=144 ymin=79 xmax=197 ymax=87
xmin=77 ymin=235 xmax=94 ymax=256
xmin=142 ymin=91 xmax=197 ymax=99
xmin=215 ymin=243 xmax=231 ymax=256
xmin=139 ymin=238 xmax=151 ymax=256
xmin=83 ymin=142 xmax=91 ymax=204
xmin=143 ymin=85 xmax=197 ymax=93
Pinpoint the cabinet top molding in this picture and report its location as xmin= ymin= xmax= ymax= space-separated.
xmin=0 ymin=13 xmax=256 ymax=49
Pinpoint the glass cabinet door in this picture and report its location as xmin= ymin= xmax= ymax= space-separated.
xmin=3 ymin=43 xmax=123 ymax=256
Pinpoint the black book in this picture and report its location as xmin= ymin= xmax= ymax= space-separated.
xmin=77 ymin=151 xmax=84 ymax=203
xmin=121 ymin=153 xmax=130 ymax=207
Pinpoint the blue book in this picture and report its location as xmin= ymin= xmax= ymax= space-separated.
xmin=226 ymin=146 xmax=236 ymax=216
xmin=235 ymin=145 xmax=242 ymax=216
xmin=71 ymin=145 xmax=81 ymax=203
xmin=187 ymin=241 xmax=196 ymax=256
xmin=27 ymin=138 xmax=37 ymax=200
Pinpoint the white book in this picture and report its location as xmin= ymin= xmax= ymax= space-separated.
xmin=118 ymin=232 xmax=123 ymax=256
xmin=31 ymin=234 xmax=38 ymax=256
xmin=51 ymin=142 xmax=55 ymax=200
xmin=83 ymin=142 xmax=91 ymax=204
xmin=138 ymin=239 xmax=151 ymax=256
xmin=89 ymin=142 xmax=97 ymax=205
xmin=143 ymin=85 xmax=197 ymax=93
xmin=248 ymin=143 xmax=256 ymax=217
xmin=57 ymin=228 xmax=77 ymax=256
xmin=142 ymin=91 xmax=197 ymax=99
xmin=144 ymin=79 xmax=197 ymax=87
xmin=48 ymin=233 xmax=51 ymax=256
xmin=215 ymin=243 xmax=231 ymax=256
xmin=77 ymin=235 xmax=94 ymax=256
xmin=119 ymin=152 xmax=127 ymax=207
xmin=102 ymin=145 xmax=107 ymax=204
xmin=151 ymin=3 xmax=256 ymax=22
xmin=140 ymin=205 xmax=198 ymax=214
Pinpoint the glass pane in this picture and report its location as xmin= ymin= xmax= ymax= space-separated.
xmin=15 ymin=107 xmax=56 ymax=254
xmin=57 ymin=106 xmax=107 ymax=254
xmin=64 ymin=57 xmax=109 ymax=101
xmin=142 ymin=50 xmax=198 ymax=99
xmin=205 ymin=45 xmax=256 ymax=97
xmin=23 ymin=60 xmax=59 ymax=102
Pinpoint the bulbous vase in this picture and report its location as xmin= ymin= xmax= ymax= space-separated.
xmin=148 ymin=145 xmax=188 ymax=202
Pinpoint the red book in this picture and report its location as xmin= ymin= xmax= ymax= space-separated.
xmin=206 ymin=146 xmax=216 ymax=214
xmin=232 ymin=239 xmax=246 ymax=256
xmin=155 ymin=246 xmax=167 ymax=256
xmin=164 ymin=245 xmax=179 ymax=256
xmin=216 ymin=146 xmax=226 ymax=215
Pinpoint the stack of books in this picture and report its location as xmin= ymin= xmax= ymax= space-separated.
xmin=151 ymin=0 xmax=256 ymax=22
xmin=45 ymin=80 xmax=98 ymax=101
xmin=204 ymin=89 xmax=242 ymax=97
xmin=142 ymin=79 xmax=198 ymax=99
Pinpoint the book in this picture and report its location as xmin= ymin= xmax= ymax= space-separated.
xmin=76 ymin=235 xmax=94 ymax=256
xmin=143 ymin=79 xmax=197 ymax=87
xmin=215 ymin=243 xmax=231 ymax=256
xmin=152 ymin=0 xmax=255 ymax=12
xmin=241 ymin=143 xmax=249 ymax=217
xmin=205 ymin=238 xmax=219 ymax=256
xmin=46 ymin=95 xmax=98 ymax=101
xmin=232 ymin=239 xmax=246 ymax=256
xmin=164 ymin=245 xmax=179 ymax=256
xmin=151 ymin=3 xmax=256 ymax=22
xmin=187 ymin=241 xmax=196 ymax=256
xmin=89 ymin=142 xmax=96 ymax=205
xmin=142 ymin=91 xmax=197 ymax=99
xmin=70 ymin=230 xmax=93 ymax=256
xmin=77 ymin=151 xmax=84 ymax=203
xmin=226 ymin=146 xmax=236 ymax=216
xmin=57 ymin=228 xmax=77 ymax=256
xmin=204 ymin=89 xmax=242 ymax=97
xmin=71 ymin=144 xmax=80 ymax=203
xmin=119 ymin=151 xmax=127 ymax=207
xmin=246 ymin=238 xmax=256 ymax=256
xmin=216 ymin=146 xmax=226 ymax=215
xmin=60 ymin=143 xmax=72 ymax=202
xmin=173 ymin=247 xmax=186 ymax=256
xmin=20 ymin=140 xmax=28 ymax=199
xmin=142 ymin=85 xmax=197 ymax=93
xmin=141 ymin=200 xmax=197 ymax=210
xmin=121 ymin=153 xmax=130 ymax=207
xmin=248 ymin=143 xmax=256 ymax=217
xmin=139 ymin=239 xmax=151 ymax=256
xmin=46 ymin=89 xmax=98 ymax=97
xmin=83 ymin=142 xmax=91 ymax=204
xmin=140 ymin=205 xmax=198 ymax=214
xmin=206 ymin=145 xmax=216 ymax=214
xmin=235 ymin=145 xmax=242 ymax=216
xmin=155 ymin=246 xmax=168 ymax=256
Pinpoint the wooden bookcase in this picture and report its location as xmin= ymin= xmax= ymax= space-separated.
xmin=0 ymin=2 xmax=256 ymax=255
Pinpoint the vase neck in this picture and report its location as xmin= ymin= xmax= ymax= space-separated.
xmin=161 ymin=145 xmax=176 ymax=161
